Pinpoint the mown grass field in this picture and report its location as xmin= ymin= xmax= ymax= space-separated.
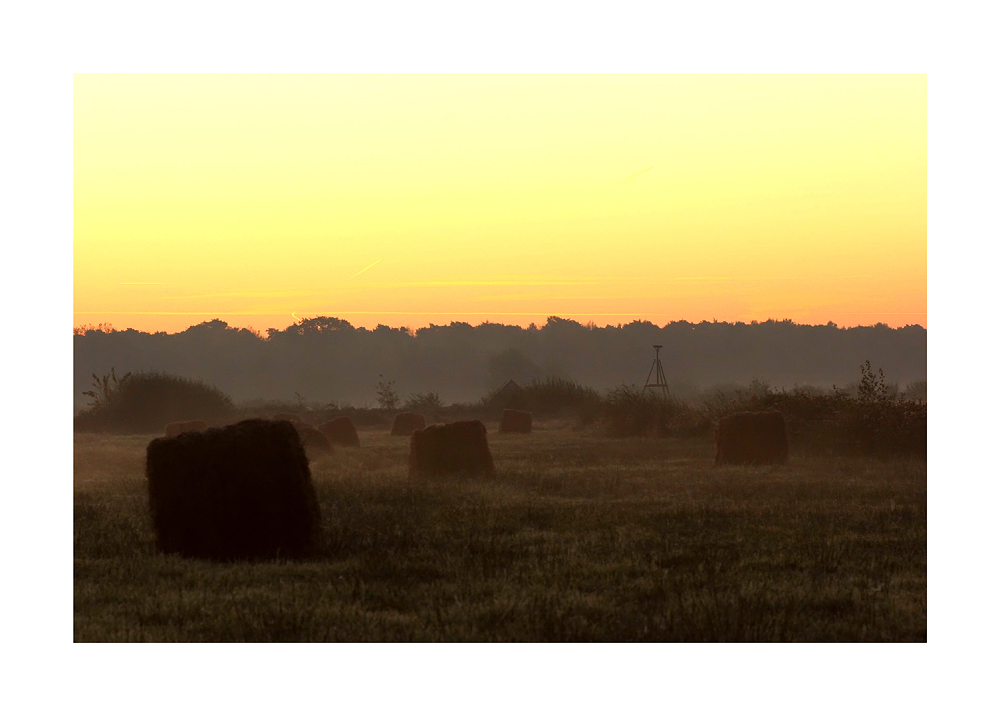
xmin=74 ymin=427 xmax=926 ymax=642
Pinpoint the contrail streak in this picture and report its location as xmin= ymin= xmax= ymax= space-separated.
xmin=619 ymin=166 xmax=652 ymax=184
xmin=348 ymin=258 xmax=383 ymax=280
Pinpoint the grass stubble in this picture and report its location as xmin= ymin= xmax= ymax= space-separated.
xmin=73 ymin=428 xmax=926 ymax=642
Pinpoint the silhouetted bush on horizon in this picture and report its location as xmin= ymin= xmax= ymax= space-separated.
xmin=904 ymin=380 xmax=927 ymax=401
xmin=601 ymin=386 xmax=713 ymax=439
xmin=484 ymin=376 xmax=601 ymax=421
xmin=594 ymin=362 xmax=926 ymax=458
xmin=75 ymin=370 xmax=235 ymax=434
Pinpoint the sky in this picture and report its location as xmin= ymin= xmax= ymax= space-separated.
xmin=74 ymin=74 xmax=926 ymax=333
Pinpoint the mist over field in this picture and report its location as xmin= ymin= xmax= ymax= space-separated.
xmin=73 ymin=316 xmax=926 ymax=413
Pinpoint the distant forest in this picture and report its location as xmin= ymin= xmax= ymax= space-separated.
xmin=73 ymin=317 xmax=927 ymax=413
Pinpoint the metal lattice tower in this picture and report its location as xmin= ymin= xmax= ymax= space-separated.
xmin=643 ymin=345 xmax=670 ymax=398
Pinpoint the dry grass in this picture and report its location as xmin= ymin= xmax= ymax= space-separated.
xmin=74 ymin=425 xmax=926 ymax=641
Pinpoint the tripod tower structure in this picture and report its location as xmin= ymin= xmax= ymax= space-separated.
xmin=643 ymin=345 xmax=670 ymax=398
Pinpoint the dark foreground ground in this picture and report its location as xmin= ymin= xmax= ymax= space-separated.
xmin=74 ymin=428 xmax=926 ymax=641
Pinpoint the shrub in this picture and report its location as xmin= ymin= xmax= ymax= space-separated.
xmin=705 ymin=368 xmax=925 ymax=458
xmin=82 ymin=368 xmax=131 ymax=409
xmin=403 ymin=392 xmax=443 ymax=414
xmin=376 ymin=375 xmax=399 ymax=410
xmin=75 ymin=370 xmax=235 ymax=433
xmin=838 ymin=362 xmax=925 ymax=457
xmin=526 ymin=377 xmax=601 ymax=417
xmin=857 ymin=360 xmax=889 ymax=402
xmin=601 ymin=385 xmax=687 ymax=438
xmin=704 ymin=385 xmax=844 ymax=451
xmin=836 ymin=396 xmax=926 ymax=458
xmin=485 ymin=377 xmax=601 ymax=421
xmin=599 ymin=364 xmax=925 ymax=458
xmin=903 ymin=380 xmax=927 ymax=402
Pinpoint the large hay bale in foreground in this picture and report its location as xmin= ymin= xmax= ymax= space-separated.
xmin=391 ymin=412 xmax=427 ymax=436
xmin=409 ymin=420 xmax=495 ymax=480
xmin=715 ymin=411 xmax=789 ymax=466
xmin=164 ymin=419 xmax=208 ymax=438
xmin=292 ymin=422 xmax=333 ymax=459
xmin=499 ymin=409 xmax=532 ymax=434
xmin=317 ymin=416 xmax=360 ymax=447
xmin=145 ymin=419 xmax=320 ymax=561
xmin=274 ymin=412 xmax=304 ymax=424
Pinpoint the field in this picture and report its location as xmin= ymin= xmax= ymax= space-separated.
xmin=74 ymin=426 xmax=926 ymax=642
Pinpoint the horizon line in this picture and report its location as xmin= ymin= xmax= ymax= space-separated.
xmin=73 ymin=311 xmax=928 ymax=335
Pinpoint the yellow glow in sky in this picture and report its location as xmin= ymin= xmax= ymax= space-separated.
xmin=74 ymin=74 xmax=926 ymax=332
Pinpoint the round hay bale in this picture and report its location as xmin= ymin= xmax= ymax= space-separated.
xmin=164 ymin=419 xmax=208 ymax=438
xmin=715 ymin=411 xmax=788 ymax=465
xmin=409 ymin=420 xmax=495 ymax=480
xmin=145 ymin=419 xmax=320 ymax=561
xmin=317 ymin=416 xmax=361 ymax=447
xmin=292 ymin=422 xmax=333 ymax=459
xmin=499 ymin=409 xmax=532 ymax=434
xmin=274 ymin=412 xmax=305 ymax=424
xmin=391 ymin=412 xmax=427 ymax=436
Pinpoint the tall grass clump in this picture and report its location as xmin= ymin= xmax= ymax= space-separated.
xmin=600 ymin=385 xmax=712 ymax=438
xmin=602 ymin=385 xmax=668 ymax=437
xmin=75 ymin=370 xmax=235 ymax=433
xmin=484 ymin=376 xmax=601 ymax=421
xmin=525 ymin=377 xmax=601 ymax=419
xmin=404 ymin=392 xmax=444 ymax=415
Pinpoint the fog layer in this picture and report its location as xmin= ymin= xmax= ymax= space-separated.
xmin=73 ymin=316 xmax=926 ymax=412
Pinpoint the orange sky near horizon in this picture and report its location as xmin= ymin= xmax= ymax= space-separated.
xmin=74 ymin=74 xmax=926 ymax=334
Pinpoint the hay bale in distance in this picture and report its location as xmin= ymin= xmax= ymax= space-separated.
xmin=715 ymin=411 xmax=789 ymax=466
xmin=145 ymin=419 xmax=320 ymax=561
xmin=409 ymin=420 xmax=495 ymax=480
xmin=164 ymin=419 xmax=208 ymax=438
xmin=499 ymin=409 xmax=532 ymax=434
xmin=292 ymin=422 xmax=333 ymax=459
xmin=274 ymin=412 xmax=304 ymax=424
xmin=391 ymin=412 xmax=427 ymax=436
xmin=317 ymin=416 xmax=361 ymax=447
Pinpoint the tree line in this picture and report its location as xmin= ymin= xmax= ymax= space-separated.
xmin=73 ymin=316 xmax=927 ymax=412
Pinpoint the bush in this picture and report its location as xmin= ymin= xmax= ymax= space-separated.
xmin=903 ymin=380 xmax=927 ymax=401
xmin=836 ymin=398 xmax=926 ymax=457
xmin=598 ymin=362 xmax=925 ymax=458
xmin=75 ymin=370 xmax=235 ymax=433
xmin=701 ymin=369 xmax=925 ymax=458
xmin=600 ymin=385 xmax=700 ymax=438
xmin=485 ymin=377 xmax=601 ymax=422
xmin=403 ymin=392 xmax=443 ymax=415
xmin=375 ymin=375 xmax=399 ymax=410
